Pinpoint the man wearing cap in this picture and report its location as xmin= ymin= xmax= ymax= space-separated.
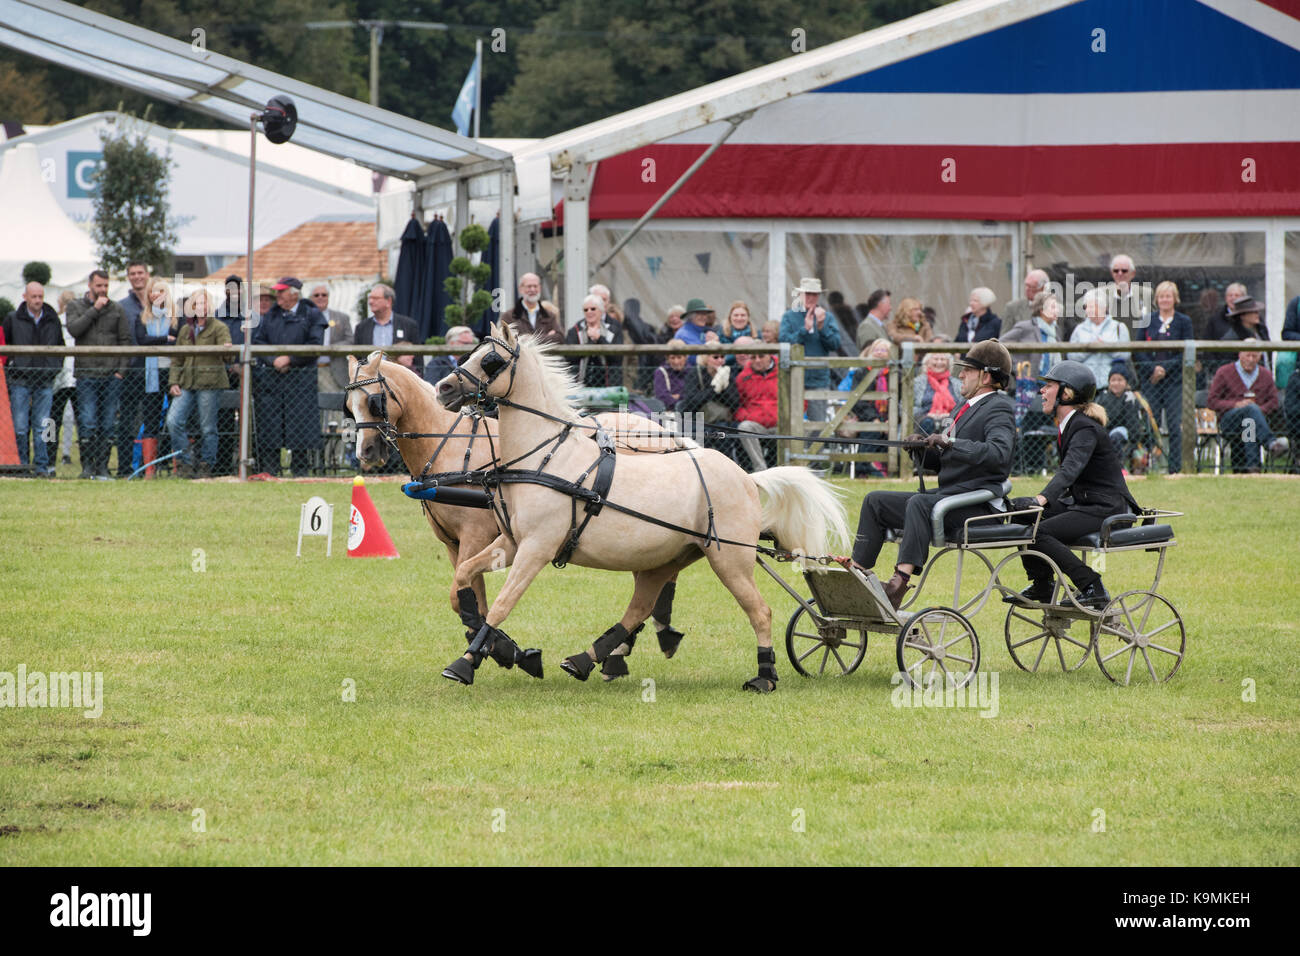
xmin=779 ymin=278 xmax=841 ymax=424
xmin=252 ymin=276 xmax=327 ymax=476
xmin=844 ymin=339 xmax=1016 ymax=609
xmin=355 ymin=283 xmax=418 ymax=368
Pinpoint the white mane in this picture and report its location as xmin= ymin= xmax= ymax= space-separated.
xmin=516 ymin=334 xmax=584 ymax=419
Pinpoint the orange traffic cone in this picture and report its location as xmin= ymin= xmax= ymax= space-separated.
xmin=347 ymin=475 xmax=399 ymax=558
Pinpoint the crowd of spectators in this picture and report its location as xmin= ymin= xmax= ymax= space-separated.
xmin=4 ymin=253 xmax=1298 ymax=479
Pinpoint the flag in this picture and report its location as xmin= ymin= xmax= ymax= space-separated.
xmin=451 ymin=53 xmax=479 ymax=137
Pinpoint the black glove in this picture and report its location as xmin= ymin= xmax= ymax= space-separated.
xmin=904 ymin=432 xmax=925 ymax=444
xmin=922 ymin=432 xmax=951 ymax=451
xmin=1008 ymin=496 xmax=1042 ymax=511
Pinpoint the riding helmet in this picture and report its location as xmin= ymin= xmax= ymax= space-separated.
xmin=1040 ymin=360 xmax=1097 ymax=404
xmin=953 ymin=339 xmax=1012 ymax=386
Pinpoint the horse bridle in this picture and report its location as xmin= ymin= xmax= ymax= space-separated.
xmin=344 ymin=364 xmax=404 ymax=451
xmin=448 ymin=334 xmax=520 ymax=408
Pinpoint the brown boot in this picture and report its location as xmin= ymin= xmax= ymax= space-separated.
xmin=883 ymin=570 xmax=912 ymax=610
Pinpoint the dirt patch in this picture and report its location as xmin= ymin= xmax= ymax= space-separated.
xmin=665 ymin=781 xmax=781 ymax=791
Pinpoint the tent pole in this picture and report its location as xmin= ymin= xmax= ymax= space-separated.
xmin=592 ymin=111 xmax=751 ymax=275
xmin=239 ymin=112 xmax=258 ymax=482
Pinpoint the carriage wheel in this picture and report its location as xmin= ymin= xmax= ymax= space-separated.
xmin=1004 ymin=596 xmax=1094 ymax=674
xmin=785 ymin=602 xmax=868 ymax=678
xmin=1092 ymin=590 xmax=1186 ymax=685
xmin=896 ymin=607 xmax=980 ymax=690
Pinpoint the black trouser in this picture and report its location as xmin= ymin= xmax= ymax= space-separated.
xmin=852 ymin=490 xmax=995 ymax=570
xmin=46 ymin=386 xmax=77 ymax=464
xmin=1020 ymin=507 xmax=1115 ymax=588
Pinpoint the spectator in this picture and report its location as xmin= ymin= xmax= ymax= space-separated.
xmin=760 ymin=320 xmax=780 ymax=344
xmin=66 ymin=270 xmax=132 ymax=479
xmin=167 ymin=288 xmax=233 ymax=478
xmin=1207 ymin=344 xmax=1288 ymax=472
xmin=657 ymin=305 xmax=685 ymax=344
xmin=913 ymin=351 xmax=963 ymax=435
xmin=1104 ymin=253 xmax=1151 ymax=332
xmin=3 ymin=281 xmax=62 ymax=476
xmin=678 ymin=350 xmax=739 ymax=458
xmin=116 ymin=276 xmax=177 ymax=477
xmin=1192 ymin=287 xmax=1221 ymax=341
xmin=424 ymin=325 xmax=479 ymax=385
xmin=565 ymin=294 xmax=624 ymax=387
xmin=779 ymin=276 xmax=841 ymax=424
xmin=1285 ymin=362 xmax=1300 ymax=469
xmin=309 ymin=284 xmax=355 ymax=391
xmin=855 ymin=290 xmax=891 ymax=351
xmin=955 ymin=287 xmax=1001 ymax=343
xmin=1284 ymin=291 xmax=1300 ymax=342
xmin=1001 ymin=290 xmax=1061 ymax=379
xmin=115 ymin=264 xmax=156 ymax=475
xmin=355 ymin=283 xmax=418 ymax=368
xmin=672 ymin=298 xmax=719 ymax=354
xmin=1221 ymin=296 xmax=1270 ymax=345
xmin=118 ymin=260 xmax=150 ymax=326
xmin=733 ymin=342 xmax=779 ymax=471
xmin=1133 ymin=280 xmax=1193 ymax=474
xmin=1097 ymin=366 xmax=1149 ymax=466
xmin=827 ymin=291 xmax=857 ymax=349
xmin=837 ymin=338 xmax=893 ymax=473
xmin=653 ymin=340 xmax=689 ymax=411
xmin=47 ymin=290 xmax=79 ymax=468
xmin=1207 ymin=282 xmax=1247 ymax=341
xmin=508 ymin=272 xmax=564 ymax=345
xmin=720 ymin=301 xmax=755 ymax=343
xmin=885 ymin=296 xmax=934 ymax=345
xmin=213 ymin=275 xmax=247 ymax=477
xmin=1002 ymin=269 xmax=1048 ymax=332
xmin=1069 ymin=288 xmax=1131 ymax=390
xmin=589 ymin=283 xmax=623 ymax=327
xmin=252 ymin=276 xmax=327 ymax=476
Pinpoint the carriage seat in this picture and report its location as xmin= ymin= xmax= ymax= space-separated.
xmin=931 ymin=480 xmax=1015 ymax=548
xmin=1071 ymin=523 xmax=1174 ymax=550
xmin=963 ymin=522 xmax=1035 ymax=544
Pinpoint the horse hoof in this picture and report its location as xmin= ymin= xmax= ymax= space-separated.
xmin=657 ymin=626 xmax=685 ymax=659
xmin=442 ymin=658 xmax=475 ymax=685
xmin=515 ymin=648 xmax=544 ymax=679
xmin=560 ymin=653 xmax=595 ymax=681
xmin=601 ymin=655 xmax=629 ymax=681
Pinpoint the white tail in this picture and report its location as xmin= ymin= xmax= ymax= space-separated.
xmin=750 ymin=466 xmax=849 ymax=562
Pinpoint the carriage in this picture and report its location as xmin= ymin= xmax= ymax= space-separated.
xmin=759 ymin=480 xmax=1186 ymax=687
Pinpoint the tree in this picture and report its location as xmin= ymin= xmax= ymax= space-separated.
xmin=22 ymin=262 xmax=53 ymax=286
xmin=89 ymin=114 xmax=179 ymax=274
xmin=444 ymin=223 xmax=493 ymax=329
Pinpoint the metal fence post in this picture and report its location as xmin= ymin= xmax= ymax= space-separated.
xmin=1182 ymin=341 xmax=1197 ymax=471
xmin=899 ymin=341 xmax=916 ymax=481
xmin=788 ymin=343 xmax=805 ymax=465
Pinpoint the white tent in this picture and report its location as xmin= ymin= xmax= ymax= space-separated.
xmin=0 ymin=143 xmax=97 ymax=301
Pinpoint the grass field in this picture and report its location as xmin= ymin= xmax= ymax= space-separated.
xmin=1 ymin=473 xmax=1297 ymax=866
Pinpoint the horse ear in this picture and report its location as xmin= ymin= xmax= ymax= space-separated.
xmin=500 ymin=320 xmax=516 ymax=345
xmin=489 ymin=320 xmax=502 ymax=340
xmin=347 ymin=354 xmax=359 ymax=378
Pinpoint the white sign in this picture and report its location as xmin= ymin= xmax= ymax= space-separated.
xmin=347 ymin=504 xmax=365 ymax=551
xmin=298 ymin=496 xmax=334 ymax=557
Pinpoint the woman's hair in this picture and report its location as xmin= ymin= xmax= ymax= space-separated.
xmin=760 ymin=319 xmax=780 ymax=342
xmin=922 ymin=351 xmax=950 ymax=372
xmin=723 ymin=300 xmax=752 ymax=337
xmin=1154 ymin=280 xmax=1180 ymax=306
xmin=186 ymin=288 xmax=212 ymax=318
xmin=145 ymin=277 xmax=178 ymax=329
xmin=861 ymin=337 xmax=892 ymax=359
xmin=57 ymin=289 xmax=77 ymax=312
xmin=1061 ymin=384 xmax=1109 ymax=426
xmin=970 ymin=287 xmax=996 ymax=309
xmin=1031 ymin=290 xmax=1058 ymax=318
xmin=894 ymin=296 xmax=924 ymax=325
xmin=581 ymin=294 xmax=604 ymax=314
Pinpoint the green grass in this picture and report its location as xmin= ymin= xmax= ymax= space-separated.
xmin=1 ymin=473 xmax=1297 ymax=865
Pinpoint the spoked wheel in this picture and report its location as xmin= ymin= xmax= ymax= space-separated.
xmin=1092 ymin=590 xmax=1186 ymax=685
xmin=785 ymin=602 xmax=868 ymax=677
xmin=1004 ymin=587 xmax=1094 ymax=673
xmin=896 ymin=607 xmax=980 ymax=690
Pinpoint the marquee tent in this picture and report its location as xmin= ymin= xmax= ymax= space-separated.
xmin=0 ymin=144 xmax=98 ymax=300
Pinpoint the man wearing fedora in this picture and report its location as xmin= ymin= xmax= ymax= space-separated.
xmin=1207 ymin=295 xmax=1272 ymax=381
xmin=779 ymin=277 xmax=842 ymax=425
xmin=672 ymin=298 xmax=721 ymax=363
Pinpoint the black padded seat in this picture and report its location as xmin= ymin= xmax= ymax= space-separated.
xmin=964 ymin=523 xmax=1034 ymax=544
xmin=1073 ymin=524 xmax=1174 ymax=549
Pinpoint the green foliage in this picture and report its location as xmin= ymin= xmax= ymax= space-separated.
xmin=444 ymin=276 xmax=464 ymax=300
xmin=0 ymin=297 xmax=14 ymax=319
xmin=425 ymin=334 xmax=447 ymax=345
xmin=89 ymin=114 xmax=178 ymax=275
xmin=468 ymin=263 xmax=493 ymax=287
xmin=444 ymin=304 xmax=465 ymax=325
xmin=444 ymin=224 xmax=496 ymax=330
xmin=449 ymin=256 xmax=471 ymax=275
xmin=22 ymin=262 xmax=53 ymax=286
xmin=458 ymin=223 xmax=491 ymax=254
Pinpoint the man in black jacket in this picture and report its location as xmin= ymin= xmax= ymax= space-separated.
xmin=1005 ymin=360 xmax=1140 ymax=610
xmin=252 ymin=277 xmax=327 ymax=475
xmin=3 ymin=282 xmax=63 ymax=476
xmin=67 ymin=270 xmax=132 ymax=478
xmin=848 ymin=339 xmax=1017 ymax=608
xmin=354 ymin=283 xmax=418 ymax=367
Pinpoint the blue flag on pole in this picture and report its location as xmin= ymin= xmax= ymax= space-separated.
xmin=451 ymin=54 xmax=479 ymax=137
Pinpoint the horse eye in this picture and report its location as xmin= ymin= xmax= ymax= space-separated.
xmin=481 ymin=351 xmax=507 ymax=376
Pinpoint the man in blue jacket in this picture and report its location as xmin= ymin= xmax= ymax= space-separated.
xmin=252 ymin=277 xmax=327 ymax=476
xmin=779 ymin=277 xmax=841 ymax=425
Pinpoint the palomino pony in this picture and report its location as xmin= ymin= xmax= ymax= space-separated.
xmin=433 ymin=322 xmax=849 ymax=692
xmin=344 ymin=352 xmax=690 ymax=680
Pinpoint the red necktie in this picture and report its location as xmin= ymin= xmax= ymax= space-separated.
xmin=952 ymin=402 xmax=970 ymax=427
